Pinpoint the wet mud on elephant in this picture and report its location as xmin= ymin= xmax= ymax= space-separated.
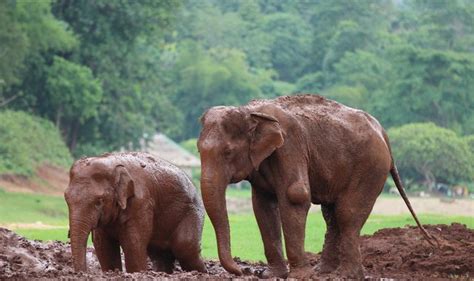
xmin=197 ymin=94 xmax=436 ymax=279
xmin=64 ymin=152 xmax=207 ymax=273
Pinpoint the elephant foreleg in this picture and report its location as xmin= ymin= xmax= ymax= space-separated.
xmin=93 ymin=228 xmax=122 ymax=272
xmin=276 ymin=185 xmax=312 ymax=278
xmin=252 ymin=187 xmax=288 ymax=278
xmin=121 ymin=227 xmax=148 ymax=273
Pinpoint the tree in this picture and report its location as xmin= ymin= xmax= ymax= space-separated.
xmin=321 ymin=86 xmax=366 ymax=109
xmin=261 ymin=13 xmax=311 ymax=82
xmin=373 ymin=46 xmax=474 ymax=134
xmin=52 ymin=0 xmax=181 ymax=153
xmin=175 ymin=0 xmax=272 ymax=69
xmin=318 ymin=50 xmax=391 ymax=111
xmin=0 ymin=0 xmax=27 ymax=93
xmin=45 ymin=56 xmax=102 ymax=150
xmin=465 ymin=135 xmax=474 ymax=156
xmin=388 ymin=123 xmax=474 ymax=188
xmin=322 ymin=21 xmax=372 ymax=75
xmin=308 ymin=0 xmax=392 ymax=72
xmin=295 ymin=72 xmax=325 ymax=93
xmin=0 ymin=0 xmax=76 ymax=95
xmin=172 ymin=42 xmax=264 ymax=139
xmin=398 ymin=0 xmax=474 ymax=52
xmin=332 ymin=50 xmax=390 ymax=94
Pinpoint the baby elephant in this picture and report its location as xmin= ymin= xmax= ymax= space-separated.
xmin=64 ymin=152 xmax=207 ymax=273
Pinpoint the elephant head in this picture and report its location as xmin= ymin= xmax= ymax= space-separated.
xmin=197 ymin=105 xmax=285 ymax=275
xmin=64 ymin=159 xmax=135 ymax=271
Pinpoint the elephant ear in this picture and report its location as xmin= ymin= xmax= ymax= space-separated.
xmin=249 ymin=112 xmax=285 ymax=171
xmin=113 ymin=165 xmax=135 ymax=210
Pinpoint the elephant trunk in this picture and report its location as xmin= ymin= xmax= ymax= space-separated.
xmin=201 ymin=178 xmax=242 ymax=276
xmin=69 ymin=218 xmax=91 ymax=272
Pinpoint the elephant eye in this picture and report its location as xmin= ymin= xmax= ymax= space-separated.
xmin=95 ymin=197 xmax=104 ymax=208
xmin=223 ymin=147 xmax=232 ymax=158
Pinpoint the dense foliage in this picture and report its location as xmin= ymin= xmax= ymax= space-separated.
xmin=1 ymin=0 xmax=473 ymax=188
xmin=0 ymin=111 xmax=72 ymax=176
xmin=389 ymin=123 xmax=474 ymax=187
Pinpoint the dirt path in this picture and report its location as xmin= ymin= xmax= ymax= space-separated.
xmin=1 ymin=224 xmax=472 ymax=279
xmin=227 ymin=197 xmax=474 ymax=216
xmin=0 ymin=222 xmax=67 ymax=230
xmin=371 ymin=197 xmax=474 ymax=216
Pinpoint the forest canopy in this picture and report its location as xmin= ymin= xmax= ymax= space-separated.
xmin=0 ymin=0 xmax=473 ymax=188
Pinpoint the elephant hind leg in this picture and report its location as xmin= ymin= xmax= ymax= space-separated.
xmin=176 ymin=252 xmax=206 ymax=273
xmin=318 ymin=204 xmax=340 ymax=274
xmin=171 ymin=211 xmax=207 ymax=273
xmin=172 ymin=240 xmax=207 ymax=273
xmin=148 ymin=247 xmax=175 ymax=273
xmin=333 ymin=175 xmax=386 ymax=279
xmin=333 ymin=200 xmax=367 ymax=279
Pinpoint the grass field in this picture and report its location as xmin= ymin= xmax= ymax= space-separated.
xmin=224 ymin=187 xmax=401 ymax=199
xmin=225 ymin=187 xmax=252 ymax=198
xmin=1 ymin=188 xmax=472 ymax=261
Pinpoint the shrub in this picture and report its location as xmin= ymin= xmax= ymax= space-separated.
xmin=465 ymin=135 xmax=474 ymax=155
xmin=0 ymin=110 xmax=72 ymax=176
xmin=388 ymin=123 xmax=474 ymax=187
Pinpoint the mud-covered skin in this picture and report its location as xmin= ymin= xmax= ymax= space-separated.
xmin=1 ymin=224 xmax=472 ymax=279
xmin=198 ymin=94 xmax=429 ymax=279
xmin=64 ymin=152 xmax=206 ymax=273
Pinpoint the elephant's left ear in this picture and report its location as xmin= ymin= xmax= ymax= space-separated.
xmin=114 ymin=165 xmax=135 ymax=210
xmin=249 ymin=112 xmax=285 ymax=171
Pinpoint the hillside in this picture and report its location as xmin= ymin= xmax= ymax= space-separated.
xmin=0 ymin=164 xmax=68 ymax=195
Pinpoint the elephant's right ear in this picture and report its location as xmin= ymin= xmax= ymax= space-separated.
xmin=113 ymin=165 xmax=135 ymax=210
xmin=249 ymin=112 xmax=285 ymax=171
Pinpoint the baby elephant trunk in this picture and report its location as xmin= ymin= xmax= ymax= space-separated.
xmin=69 ymin=219 xmax=91 ymax=272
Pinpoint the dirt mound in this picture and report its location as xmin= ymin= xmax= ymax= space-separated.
xmin=1 ymin=224 xmax=472 ymax=279
xmin=360 ymin=223 xmax=473 ymax=278
xmin=0 ymin=164 xmax=68 ymax=195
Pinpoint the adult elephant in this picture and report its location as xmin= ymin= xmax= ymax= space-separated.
xmin=65 ymin=152 xmax=206 ymax=273
xmin=197 ymin=95 xmax=434 ymax=279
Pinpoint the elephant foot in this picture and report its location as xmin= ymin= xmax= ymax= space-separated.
xmin=316 ymin=259 xmax=339 ymax=274
xmin=288 ymin=264 xmax=314 ymax=279
xmin=334 ymin=264 xmax=365 ymax=280
xmin=257 ymin=265 xmax=288 ymax=279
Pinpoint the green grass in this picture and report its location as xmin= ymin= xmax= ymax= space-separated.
xmin=0 ymin=188 xmax=68 ymax=225
xmin=1 ymin=189 xmax=473 ymax=261
xmin=202 ymin=213 xmax=473 ymax=261
xmin=225 ymin=187 xmax=252 ymax=199
xmin=15 ymin=228 xmax=69 ymax=241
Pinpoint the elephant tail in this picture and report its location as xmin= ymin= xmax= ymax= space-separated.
xmin=382 ymin=129 xmax=438 ymax=246
xmin=390 ymin=164 xmax=438 ymax=247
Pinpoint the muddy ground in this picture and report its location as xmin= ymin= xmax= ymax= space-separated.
xmin=0 ymin=223 xmax=472 ymax=279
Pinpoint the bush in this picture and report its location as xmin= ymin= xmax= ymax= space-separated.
xmin=388 ymin=123 xmax=474 ymax=187
xmin=180 ymin=138 xmax=199 ymax=156
xmin=465 ymin=135 xmax=474 ymax=155
xmin=0 ymin=110 xmax=72 ymax=176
